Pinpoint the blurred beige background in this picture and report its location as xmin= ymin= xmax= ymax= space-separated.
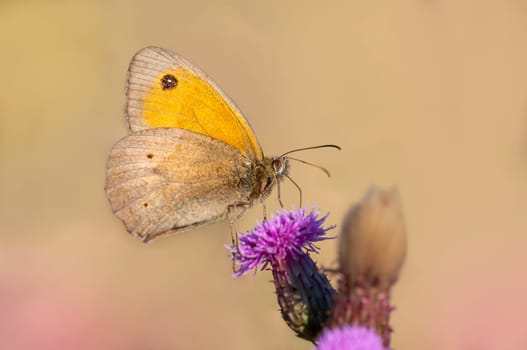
xmin=1 ymin=0 xmax=526 ymax=349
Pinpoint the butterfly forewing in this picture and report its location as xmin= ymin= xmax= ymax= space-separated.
xmin=125 ymin=46 xmax=263 ymax=160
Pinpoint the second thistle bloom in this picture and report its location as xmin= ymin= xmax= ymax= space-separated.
xmin=230 ymin=207 xmax=336 ymax=341
xmin=316 ymin=325 xmax=387 ymax=350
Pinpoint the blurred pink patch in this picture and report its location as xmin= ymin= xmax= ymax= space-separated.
xmin=427 ymin=235 xmax=527 ymax=350
xmin=0 ymin=254 xmax=129 ymax=350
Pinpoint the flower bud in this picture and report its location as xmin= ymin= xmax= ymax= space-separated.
xmin=338 ymin=186 xmax=407 ymax=290
xmin=330 ymin=187 xmax=407 ymax=347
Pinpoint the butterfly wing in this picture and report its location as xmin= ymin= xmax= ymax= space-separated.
xmin=105 ymin=128 xmax=252 ymax=242
xmin=125 ymin=46 xmax=263 ymax=161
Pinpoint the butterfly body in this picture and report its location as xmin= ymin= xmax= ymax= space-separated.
xmin=105 ymin=46 xmax=288 ymax=242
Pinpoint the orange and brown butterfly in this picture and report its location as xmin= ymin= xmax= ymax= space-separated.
xmin=105 ymin=46 xmax=339 ymax=243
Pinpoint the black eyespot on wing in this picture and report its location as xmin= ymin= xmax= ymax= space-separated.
xmin=143 ymin=202 xmax=149 ymax=208
xmin=146 ymin=153 xmax=154 ymax=159
xmin=161 ymin=74 xmax=178 ymax=90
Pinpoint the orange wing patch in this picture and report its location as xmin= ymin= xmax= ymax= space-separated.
xmin=142 ymin=67 xmax=261 ymax=159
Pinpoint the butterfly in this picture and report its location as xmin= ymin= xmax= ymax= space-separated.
xmin=105 ymin=46 xmax=339 ymax=242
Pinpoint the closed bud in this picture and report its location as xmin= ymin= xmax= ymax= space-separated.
xmin=328 ymin=187 xmax=406 ymax=347
xmin=338 ymin=186 xmax=407 ymax=290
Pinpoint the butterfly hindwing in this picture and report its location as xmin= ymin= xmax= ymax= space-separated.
xmin=105 ymin=128 xmax=251 ymax=241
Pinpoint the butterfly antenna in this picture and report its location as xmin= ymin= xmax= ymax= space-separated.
xmin=285 ymin=174 xmax=303 ymax=207
xmin=287 ymin=156 xmax=332 ymax=177
xmin=279 ymin=144 xmax=341 ymax=158
xmin=276 ymin=143 xmax=339 ymax=207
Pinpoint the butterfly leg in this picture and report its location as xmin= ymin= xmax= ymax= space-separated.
xmin=276 ymin=177 xmax=284 ymax=208
xmin=227 ymin=205 xmax=239 ymax=272
xmin=261 ymin=202 xmax=267 ymax=221
xmin=227 ymin=203 xmax=250 ymax=272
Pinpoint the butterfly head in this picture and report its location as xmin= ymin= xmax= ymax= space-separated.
xmin=256 ymin=156 xmax=289 ymax=200
xmin=271 ymin=156 xmax=289 ymax=179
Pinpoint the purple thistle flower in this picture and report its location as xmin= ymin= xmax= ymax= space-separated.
xmin=316 ymin=325 xmax=387 ymax=350
xmin=229 ymin=207 xmax=336 ymax=342
xmin=230 ymin=207 xmax=334 ymax=276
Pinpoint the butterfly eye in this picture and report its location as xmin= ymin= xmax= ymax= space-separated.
xmin=272 ymin=158 xmax=287 ymax=175
xmin=161 ymin=74 xmax=178 ymax=90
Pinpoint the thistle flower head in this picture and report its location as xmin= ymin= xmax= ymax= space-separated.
xmin=230 ymin=207 xmax=334 ymax=276
xmin=229 ymin=207 xmax=336 ymax=341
